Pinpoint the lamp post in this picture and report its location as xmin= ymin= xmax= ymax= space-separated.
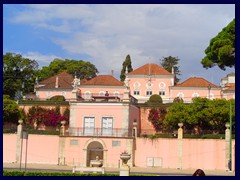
xmin=207 ymin=84 xmax=211 ymax=99
xmin=228 ymin=101 xmax=232 ymax=171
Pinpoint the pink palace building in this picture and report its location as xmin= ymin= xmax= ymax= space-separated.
xmin=20 ymin=63 xmax=235 ymax=169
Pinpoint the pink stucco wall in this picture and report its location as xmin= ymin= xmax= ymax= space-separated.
xmin=3 ymin=134 xmax=17 ymax=162
xmin=3 ymin=134 xmax=59 ymax=164
xmin=71 ymin=103 xmax=126 ymax=129
xmin=79 ymin=87 xmax=125 ymax=96
xmin=3 ymin=134 xmax=235 ymax=171
xmin=37 ymin=90 xmax=72 ymax=100
xmin=135 ymin=138 xmax=235 ymax=171
xmin=129 ymin=77 xmax=172 ymax=97
xmin=139 ymin=107 xmax=155 ymax=134
xmin=170 ymin=88 xmax=222 ymax=102
xmin=129 ymin=105 xmax=140 ymax=130
xmin=63 ymin=137 xmax=129 ymax=167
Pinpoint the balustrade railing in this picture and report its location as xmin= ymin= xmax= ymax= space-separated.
xmin=64 ymin=127 xmax=133 ymax=137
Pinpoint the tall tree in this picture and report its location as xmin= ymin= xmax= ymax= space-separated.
xmin=38 ymin=58 xmax=99 ymax=81
xmin=201 ymin=19 xmax=235 ymax=70
xmin=3 ymin=95 xmax=21 ymax=124
xmin=3 ymin=53 xmax=39 ymax=99
xmin=160 ymin=56 xmax=181 ymax=84
xmin=120 ymin=54 xmax=133 ymax=82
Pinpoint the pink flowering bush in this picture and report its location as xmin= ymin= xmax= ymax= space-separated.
xmin=26 ymin=106 xmax=68 ymax=127
xmin=121 ymin=150 xmax=128 ymax=155
xmin=148 ymin=108 xmax=166 ymax=132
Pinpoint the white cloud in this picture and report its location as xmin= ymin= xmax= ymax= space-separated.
xmin=22 ymin=52 xmax=62 ymax=68
xmin=5 ymin=4 xmax=235 ymax=84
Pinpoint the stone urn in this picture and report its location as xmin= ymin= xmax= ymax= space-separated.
xmin=120 ymin=153 xmax=131 ymax=166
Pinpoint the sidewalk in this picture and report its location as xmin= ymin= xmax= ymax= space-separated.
xmin=3 ymin=162 xmax=235 ymax=176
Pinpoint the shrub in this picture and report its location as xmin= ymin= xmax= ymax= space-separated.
xmin=50 ymin=95 xmax=66 ymax=101
xmin=173 ymin=97 xmax=184 ymax=103
xmin=3 ymin=170 xmax=155 ymax=176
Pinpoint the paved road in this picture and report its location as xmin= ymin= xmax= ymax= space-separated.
xmin=3 ymin=162 xmax=235 ymax=176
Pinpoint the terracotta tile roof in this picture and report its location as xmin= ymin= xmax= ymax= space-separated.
xmin=223 ymin=83 xmax=235 ymax=91
xmin=225 ymin=86 xmax=235 ymax=91
xmin=128 ymin=63 xmax=172 ymax=75
xmin=38 ymin=71 xmax=74 ymax=89
xmin=82 ymin=75 xmax=124 ymax=86
xmin=175 ymin=77 xmax=219 ymax=88
xmin=224 ymin=83 xmax=235 ymax=87
xmin=227 ymin=73 xmax=235 ymax=77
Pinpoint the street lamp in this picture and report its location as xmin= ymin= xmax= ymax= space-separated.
xmin=228 ymin=101 xmax=232 ymax=171
xmin=207 ymin=84 xmax=211 ymax=99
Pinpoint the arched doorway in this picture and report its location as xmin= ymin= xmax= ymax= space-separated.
xmin=86 ymin=141 xmax=104 ymax=167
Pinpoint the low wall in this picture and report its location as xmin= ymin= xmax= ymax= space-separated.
xmin=134 ymin=138 xmax=235 ymax=171
xmin=3 ymin=134 xmax=59 ymax=164
xmin=3 ymin=134 xmax=235 ymax=171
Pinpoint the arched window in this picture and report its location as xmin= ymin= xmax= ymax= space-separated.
xmin=113 ymin=91 xmax=120 ymax=97
xmin=177 ymin=92 xmax=184 ymax=99
xmin=146 ymin=81 xmax=153 ymax=89
xmin=84 ymin=91 xmax=92 ymax=99
xmin=159 ymin=82 xmax=166 ymax=90
xmin=133 ymin=82 xmax=141 ymax=90
xmin=99 ymin=91 xmax=105 ymax=96
xmin=192 ymin=92 xmax=199 ymax=98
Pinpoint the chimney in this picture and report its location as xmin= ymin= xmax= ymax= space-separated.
xmin=111 ymin=70 xmax=114 ymax=76
xmin=55 ymin=76 xmax=59 ymax=88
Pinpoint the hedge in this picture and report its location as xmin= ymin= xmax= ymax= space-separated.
xmin=3 ymin=170 xmax=154 ymax=176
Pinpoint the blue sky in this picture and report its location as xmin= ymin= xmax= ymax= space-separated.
xmin=3 ymin=4 xmax=235 ymax=85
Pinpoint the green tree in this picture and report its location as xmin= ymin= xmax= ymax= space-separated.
xmin=38 ymin=59 xmax=99 ymax=81
xmin=173 ymin=97 xmax=184 ymax=103
xmin=3 ymin=95 xmax=21 ymax=124
xmin=201 ymin=19 xmax=235 ymax=70
xmin=3 ymin=53 xmax=39 ymax=99
xmin=164 ymin=97 xmax=235 ymax=134
xmin=120 ymin=54 xmax=133 ymax=82
xmin=160 ymin=56 xmax=181 ymax=84
xmin=164 ymin=103 xmax=194 ymax=130
xmin=146 ymin=94 xmax=163 ymax=106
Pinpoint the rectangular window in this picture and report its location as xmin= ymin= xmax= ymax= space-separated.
xmin=112 ymin=140 xmax=121 ymax=147
xmin=159 ymin=91 xmax=165 ymax=96
xmin=134 ymin=91 xmax=140 ymax=95
xmin=102 ymin=117 xmax=113 ymax=136
xmin=146 ymin=91 xmax=152 ymax=96
xmin=84 ymin=117 xmax=95 ymax=136
xmin=70 ymin=139 xmax=79 ymax=146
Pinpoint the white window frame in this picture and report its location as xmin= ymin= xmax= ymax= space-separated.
xmin=146 ymin=91 xmax=153 ymax=96
xmin=83 ymin=117 xmax=95 ymax=136
xmin=192 ymin=92 xmax=199 ymax=98
xmin=177 ymin=92 xmax=184 ymax=99
xmin=159 ymin=91 xmax=165 ymax=96
xmin=99 ymin=91 xmax=105 ymax=96
xmin=133 ymin=81 xmax=141 ymax=89
xmin=134 ymin=91 xmax=140 ymax=95
xmin=102 ymin=117 xmax=113 ymax=136
xmin=159 ymin=82 xmax=166 ymax=90
xmin=84 ymin=91 xmax=92 ymax=100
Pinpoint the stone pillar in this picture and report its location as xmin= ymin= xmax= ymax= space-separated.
xmin=122 ymin=89 xmax=130 ymax=103
xmin=58 ymin=137 xmax=66 ymax=165
xmin=126 ymin=139 xmax=134 ymax=167
xmin=71 ymin=89 xmax=78 ymax=101
xmin=177 ymin=123 xmax=183 ymax=169
xmin=16 ymin=120 xmax=23 ymax=162
xmin=225 ymin=123 xmax=230 ymax=171
xmin=60 ymin=121 xmax=66 ymax=136
xmin=132 ymin=127 xmax=137 ymax=138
